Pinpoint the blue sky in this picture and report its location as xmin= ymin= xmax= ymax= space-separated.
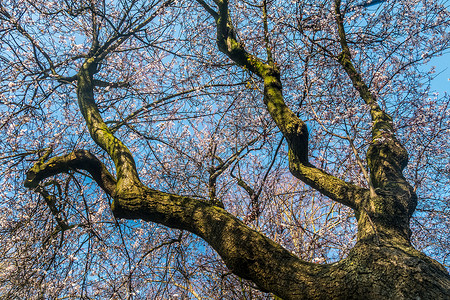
xmin=427 ymin=52 xmax=450 ymax=95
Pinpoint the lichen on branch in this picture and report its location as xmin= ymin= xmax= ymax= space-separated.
xmin=24 ymin=149 xmax=117 ymax=196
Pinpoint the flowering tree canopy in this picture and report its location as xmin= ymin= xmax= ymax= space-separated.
xmin=1 ymin=0 xmax=449 ymax=298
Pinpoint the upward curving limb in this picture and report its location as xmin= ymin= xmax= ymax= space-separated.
xmin=197 ymin=0 xmax=368 ymax=209
xmin=72 ymin=1 xmax=181 ymax=199
xmin=334 ymin=0 xmax=414 ymax=197
xmin=76 ymin=58 xmax=143 ymax=198
xmin=334 ymin=0 xmax=417 ymax=243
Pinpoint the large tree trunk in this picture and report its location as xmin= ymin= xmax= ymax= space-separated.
xmin=312 ymin=242 xmax=450 ymax=299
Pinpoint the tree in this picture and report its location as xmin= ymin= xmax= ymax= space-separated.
xmin=0 ymin=0 xmax=449 ymax=298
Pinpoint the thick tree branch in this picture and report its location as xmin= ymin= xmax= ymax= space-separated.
xmin=334 ymin=0 xmax=377 ymax=109
xmin=214 ymin=0 xmax=267 ymax=76
xmin=77 ymin=58 xmax=143 ymax=197
xmin=263 ymin=66 xmax=366 ymax=210
xmin=111 ymin=186 xmax=326 ymax=299
xmin=289 ymin=154 xmax=368 ymax=210
xmin=24 ymin=149 xmax=117 ymax=196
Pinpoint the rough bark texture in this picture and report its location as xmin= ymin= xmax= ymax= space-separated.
xmin=23 ymin=1 xmax=450 ymax=299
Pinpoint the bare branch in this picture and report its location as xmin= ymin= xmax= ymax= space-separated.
xmin=0 ymin=4 xmax=56 ymax=74
xmin=93 ymin=0 xmax=175 ymax=62
xmin=196 ymin=0 xmax=219 ymax=19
